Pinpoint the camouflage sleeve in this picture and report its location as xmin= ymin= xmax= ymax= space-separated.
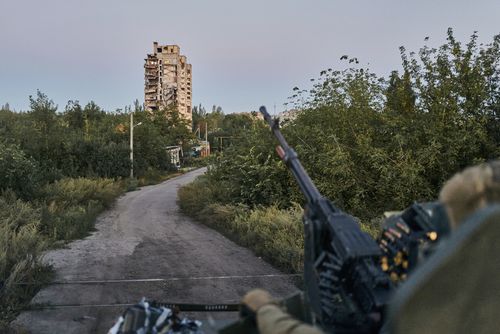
xmin=256 ymin=304 xmax=324 ymax=334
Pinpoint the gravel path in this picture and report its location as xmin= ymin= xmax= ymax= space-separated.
xmin=12 ymin=168 xmax=298 ymax=333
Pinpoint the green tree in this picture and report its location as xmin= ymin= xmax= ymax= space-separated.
xmin=0 ymin=142 xmax=41 ymax=199
xmin=63 ymin=100 xmax=84 ymax=130
xmin=192 ymin=104 xmax=207 ymax=132
xmin=203 ymin=29 xmax=500 ymax=221
xmin=400 ymin=29 xmax=500 ymax=185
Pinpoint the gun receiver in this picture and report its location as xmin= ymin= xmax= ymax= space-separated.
xmin=260 ymin=106 xmax=392 ymax=333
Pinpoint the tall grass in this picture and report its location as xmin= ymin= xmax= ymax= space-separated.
xmin=232 ymin=205 xmax=303 ymax=273
xmin=136 ymin=168 xmax=184 ymax=187
xmin=0 ymin=192 xmax=49 ymax=326
xmin=40 ymin=178 xmax=124 ymax=240
xmin=0 ymin=178 xmax=126 ymax=329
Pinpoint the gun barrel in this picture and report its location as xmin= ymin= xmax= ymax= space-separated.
xmin=259 ymin=106 xmax=323 ymax=204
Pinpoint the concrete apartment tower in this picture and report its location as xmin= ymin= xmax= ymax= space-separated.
xmin=144 ymin=42 xmax=192 ymax=124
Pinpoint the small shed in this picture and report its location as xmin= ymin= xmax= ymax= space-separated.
xmin=166 ymin=146 xmax=182 ymax=169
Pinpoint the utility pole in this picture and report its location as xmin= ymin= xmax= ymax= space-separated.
xmin=130 ymin=112 xmax=142 ymax=179
xmin=130 ymin=112 xmax=134 ymax=179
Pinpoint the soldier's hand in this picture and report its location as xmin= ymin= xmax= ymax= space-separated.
xmin=242 ymin=289 xmax=273 ymax=312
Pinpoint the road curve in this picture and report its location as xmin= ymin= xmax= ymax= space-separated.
xmin=12 ymin=168 xmax=298 ymax=333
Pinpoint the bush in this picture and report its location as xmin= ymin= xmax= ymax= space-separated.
xmin=138 ymin=168 xmax=163 ymax=186
xmin=181 ymin=176 xmax=308 ymax=273
xmin=39 ymin=178 xmax=125 ymax=240
xmin=42 ymin=178 xmax=122 ymax=208
xmin=198 ymin=203 xmax=248 ymax=233
xmin=0 ymin=142 xmax=41 ymax=200
xmin=136 ymin=168 xmax=184 ymax=187
xmin=178 ymin=174 xmax=229 ymax=214
xmin=127 ymin=178 xmax=139 ymax=191
xmin=182 ymin=156 xmax=209 ymax=168
xmin=232 ymin=205 xmax=303 ymax=273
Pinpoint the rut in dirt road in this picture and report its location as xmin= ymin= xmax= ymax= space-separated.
xmin=12 ymin=168 xmax=299 ymax=334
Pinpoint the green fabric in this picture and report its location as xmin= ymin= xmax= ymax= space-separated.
xmin=388 ymin=205 xmax=500 ymax=334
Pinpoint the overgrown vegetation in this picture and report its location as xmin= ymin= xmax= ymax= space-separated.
xmin=0 ymin=95 xmax=195 ymax=327
xmin=0 ymin=178 xmax=127 ymax=327
xmin=0 ymin=96 xmax=193 ymax=180
xmin=179 ymin=29 xmax=500 ymax=273
xmin=39 ymin=178 xmax=125 ymax=240
xmin=179 ymin=175 xmax=304 ymax=272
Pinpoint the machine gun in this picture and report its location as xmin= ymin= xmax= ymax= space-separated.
xmin=378 ymin=202 xmax=451 ymax=284
xmin=259 ymin=106 xmax=393 ymax=333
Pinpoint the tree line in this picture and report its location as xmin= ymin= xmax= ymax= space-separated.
xmin=192 ymin=104 xmax=263 ymax=152
xmin=0 ymin=93 xmax=193 ymax=200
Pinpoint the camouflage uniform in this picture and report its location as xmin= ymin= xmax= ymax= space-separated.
xmin=256 ymin=304 xmax=324 ymax=334
xmin=439 ymin=160 xmax=500 ymax=227
xmin=389 ymin=159 xmax=500 ymax=334
xmin=242 ymin=289 xmax=323 ymax=334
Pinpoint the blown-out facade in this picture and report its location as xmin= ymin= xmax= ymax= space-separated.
xmin=144 ymin=43 xmax=192 ymax=124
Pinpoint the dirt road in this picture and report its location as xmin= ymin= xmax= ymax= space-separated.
xmin=12 ymin=168 xmax=298 ymax=333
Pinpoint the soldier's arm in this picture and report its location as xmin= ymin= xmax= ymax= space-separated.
xmin=243 ymin=289 xmax=324 ymax=334
xmin=257 ymin=304 xmax=324 ymax=334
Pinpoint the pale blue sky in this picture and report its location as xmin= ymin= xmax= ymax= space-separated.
xmin=1 ymin=0 xmax=499 ymax=113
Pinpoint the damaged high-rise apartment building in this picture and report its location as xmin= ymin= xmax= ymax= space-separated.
xmin=144 ymin=43 xmax=192 ymax=124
